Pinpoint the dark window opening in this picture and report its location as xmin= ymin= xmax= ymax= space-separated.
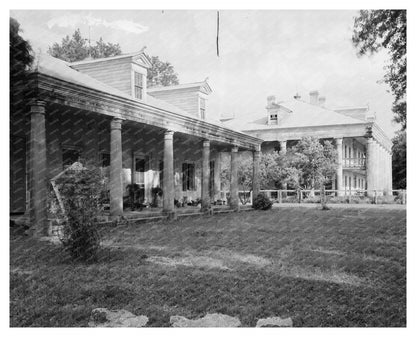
xmin=209 ymin=160 xmax=215 ymax=197
xmin=62 ymin=148 xmax=80 ymax=167
xmin=200 ymin=97 xmax=206 ymax=119
xmin=134 ymin=72 xmax=143 ymax=100
xmin=101 ymin=153 xmax=110 ymax=167
xmin=182 ymin=162 xmax=195 ymax=191
xmin=159 ymin=160 xmax=163 ymax=188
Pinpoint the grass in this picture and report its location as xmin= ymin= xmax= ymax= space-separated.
xmin=10 ymin=207 xmax=406 ymax=327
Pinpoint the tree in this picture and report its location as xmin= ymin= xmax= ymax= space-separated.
xmin=352 ymin=10 xmax=406 ymax=130
xmin=284 ymin=137 xmax=338 ymax=191
xmin=48 ymin=30 xmax=179 ymax=87
xmin=392 ymin=131 xmax=406 ymax=189
xmin=10 ymin=17 xmax=33 ymax=91
xmin=48 ymin=29 xmax=122 ymax=62
xmin=147 ymin=55 xmax=179 ymax=87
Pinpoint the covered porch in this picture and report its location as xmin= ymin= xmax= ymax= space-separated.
xmin=15 ymin=69 xmax=262 ymax=236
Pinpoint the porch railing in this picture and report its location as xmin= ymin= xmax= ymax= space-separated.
xmin=343 ymin=157 xmax=366 ymax=169
xmin=259 ymin=189 xmax=406 ymax=205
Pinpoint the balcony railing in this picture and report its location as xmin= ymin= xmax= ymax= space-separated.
xmin=343 ymin=157 xmax=366 ymax=169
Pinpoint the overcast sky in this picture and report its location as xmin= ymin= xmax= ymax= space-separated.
xmin=10 ymin=10 xmax=400 ymax=138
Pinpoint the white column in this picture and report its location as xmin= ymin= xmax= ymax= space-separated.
xmin=110 ymin=118 xmax=123 ymax=216
xmin=163 ymin=130 xmax=175 ymax=215
xmin=230 ymin=146 xmax=239 ymax=210
xmin=366 ymin=138 xmax=375 ymax=196
xmin=201 ymin=140 xmax=210 ymax=211
xmin=335 ymin=138 xmax=343 ymax=194
xmin=29 ymin=100 xmax=48 ymax=236
xmin=280 ymin=140 xmax=287 ymax=155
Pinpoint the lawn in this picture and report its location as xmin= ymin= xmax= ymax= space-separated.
xmin=10 ymin=207 xmax=406 ymax=327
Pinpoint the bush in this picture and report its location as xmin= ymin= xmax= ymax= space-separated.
xmin=252 ymin=193 xmax=273 ymax=210
xmin=54 ymin=162 xmax=106 ymax=262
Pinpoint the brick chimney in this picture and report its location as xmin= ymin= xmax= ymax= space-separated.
xmin=318 ymin=96 xmax=326 ymax=107
xmin=266 ymin=96 xmax=278 ymax=125
xmin=267 ymin=95 xmax=276 ymax=107
xmin=309 ymin=90 xmax=319 ymax=105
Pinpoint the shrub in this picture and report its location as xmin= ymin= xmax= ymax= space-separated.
xmin=252 ymin=193 xmax=273 ymax=210
xmin=54 ymin=162 xmax=106 ymax=262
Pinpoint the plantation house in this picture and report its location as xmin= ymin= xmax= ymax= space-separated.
xmin=223 ymin=92 xmax=393 ymax=194
xmin=10 ymin=51 xmax=262 ymax=235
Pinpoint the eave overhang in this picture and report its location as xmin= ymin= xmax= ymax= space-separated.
xmin=29 ymin=72 xmax=261 ymax=151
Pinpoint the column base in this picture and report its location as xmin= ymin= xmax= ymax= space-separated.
xmin=163 ymin=211 xmax=177 ymax=220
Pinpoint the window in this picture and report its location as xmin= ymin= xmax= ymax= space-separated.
xmin=270 ymin=114 xmax=278 ymax=120
xmin=101 ymin=153 xmax=110 ymax=167
xmin=62 ymin=148 xmax=80 ymax=167
xmin=209 ymin=160 xmax=215 ymax=197
xmin=159 ymin=160 xmax=163 ymax=188
xmin=134 ymin=72 xmax=143 ymax=100
xmin=182 ymin=163 xmax=195 ymax=191
xmin=135 ymin=158 xmax=146 ymax=186
xmin=200 ymin=97 xmax=206 ymax=119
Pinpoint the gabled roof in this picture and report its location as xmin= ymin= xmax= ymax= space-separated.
xmin=31 ymin=53 xmax=195 ymax=117
xmin=224 ymin=98 xmax=366 ymax=131
xmin=69 ymin=49 xmax=152 ymax=69
xmin=29 ymin=53 xmax=244 ymax=134
xmin=148 ymin=81 xmax=213 ymax=95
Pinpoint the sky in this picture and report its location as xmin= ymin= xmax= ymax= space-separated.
xmin=10 ymin=9 xmax=400 ymax=138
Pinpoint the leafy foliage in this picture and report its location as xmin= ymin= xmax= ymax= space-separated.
xmin=147 ymin=55 xmax=179 ymax=87
xmin=10 ymin=17 xmax=33 ymax=117
xmin=48 ymin=29 xmax=122 ymax=62
xmin=285 ymin=137 xmax=338 ymax=190
xmin=252 ymin=193 xmax=273 ymax=210
xmin=55 ymin=163 xmax=107 ymax=262
xmin=10 ymin=17 xmax=33 ymax=85
xmin=392 ymin=131 xmax=406 ymax=189
xmin=352 ymin=10 xmax=406 ymax=130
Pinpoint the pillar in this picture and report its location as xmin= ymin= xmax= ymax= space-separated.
xmin=252 ymin=146 xmax=261 ymax=200
xmin=229 ymin=146 xmax=239 ymax=210
xmin=213 ymin=152 xmax=222 ymax=200
xmin=366 ymin=138 xmax=375 ymax=196
xmin=280 ymin=140 xmax=287 ymax=193
xmin=163 ymin=130 xmax=175 ymax=215
xmin=201 ymin=140 xmax=210 ymax=211
xmin=335 ymin=138 xmax=343 ymax=195
xmin=388 ymin=149 xmax=393 ymax=195
xmin=29 ymin=100 xmax=48 ymax=236
xmin=110 ymin=118 xmax=123 ymax=216
xmin=280 ymin=140 xmax=287 ymax=155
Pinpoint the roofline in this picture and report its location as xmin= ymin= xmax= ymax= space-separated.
xmin=30 ymin=72 xmax=262 ymax=149
xmin=147 ymin=81 xmax=213 ymax=94
xmin=69 ymin=50 xmax=151 ymax=67
xmin=333 ymin=106 xmax=369 ymax=111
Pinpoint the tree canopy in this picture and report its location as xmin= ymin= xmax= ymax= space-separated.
xmin=391 ymin=131 xmax=406 ymax=189
xmin=10 ymin=17 xmax=33 ymax=87
xmin=147 ymin=56 xmax=179 ymax=87
xmin=48 ymin=29 xmax=122 ymax=62
xmin=352 ymin=10 xmax=406 ymax=130
xmin=48 ymin=29 xmax=179 ymax=87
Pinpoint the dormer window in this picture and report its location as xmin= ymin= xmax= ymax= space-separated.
xmin=134 ymin=72 xmax=144 ymax=100
xmin=200 ymin=97 xmax=206 ymax=119
xmin=270 ymin=114 xmax=278 ymax=121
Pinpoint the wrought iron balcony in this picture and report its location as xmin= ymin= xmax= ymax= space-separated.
xmin=342 ymin=157 xmax=366 ymax=169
